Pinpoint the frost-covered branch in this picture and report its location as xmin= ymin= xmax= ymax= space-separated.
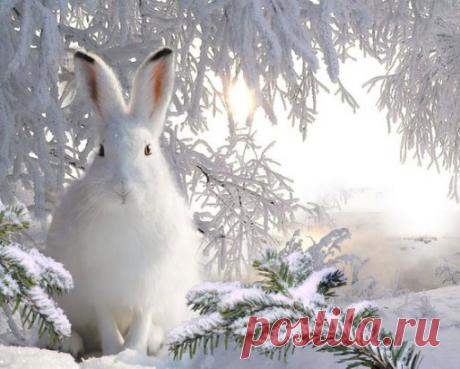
xmin=366 ymin=0 xmax=460 ymax=200
xmin=435 ymin=252 xmax=460 ymax=286
xmin=2 ymin=0 xmax=460 ymax=279
xmin=164 ymin=126 xmax=301 ymax=278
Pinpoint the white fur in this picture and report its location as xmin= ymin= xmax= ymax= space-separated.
xmin=46 ymin=49 xmax=201 ymax=356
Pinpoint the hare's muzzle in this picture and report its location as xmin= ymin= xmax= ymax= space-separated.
xmin=113 ymin=180 xmax=132 ymax=204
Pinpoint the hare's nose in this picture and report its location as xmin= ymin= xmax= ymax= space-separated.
xmin=113 ymin=180 xmax=132 ymax=198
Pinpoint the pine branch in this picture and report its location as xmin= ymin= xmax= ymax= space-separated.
xmin=320 ymin=331 xmax=423 ymax=369
xmin=168 ymin=230 xmax=423 ymax=369
xmin=0 ymin=203 xmax=73 ymax=344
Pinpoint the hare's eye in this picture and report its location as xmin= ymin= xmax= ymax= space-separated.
xmin=144 ymin=144 xmax=152 ymax=156
xmin=98 ymin=144 xmax=105 ymax=157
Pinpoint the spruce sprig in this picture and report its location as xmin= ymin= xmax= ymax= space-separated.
xmin=0 ymin=203 xmax=72 ymax=344
xmin=168 ymin=231 xmax=422 ymax=369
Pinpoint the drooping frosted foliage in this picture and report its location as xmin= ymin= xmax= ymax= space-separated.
xmin=1 ymin=0 xmax=459 ymax=278
xmin=365 ymin=0 xmax=460 ymax=200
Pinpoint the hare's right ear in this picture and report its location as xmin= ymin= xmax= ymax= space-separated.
xmin=129 ymin=48 xmax=175 ymax=138
xmin=74 ymin=51 xmax=126 ymax=122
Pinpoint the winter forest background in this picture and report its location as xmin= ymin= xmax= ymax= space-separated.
xmin=1 ymin=1 xmax=460 ymax=368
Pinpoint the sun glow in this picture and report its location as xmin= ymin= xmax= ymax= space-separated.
xmin=228 ymin=76 xmax=254 ymax=122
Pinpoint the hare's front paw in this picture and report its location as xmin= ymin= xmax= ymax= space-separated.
xmin=59 ymin=330 xmax=85 ymax=360
xmin=102 ymin=336 xmax=123 ymax=356
xmin=147 ymin=325 xmax=165 ymax=356
xmin=124 ymin=311 xmax=155 ymax=353
xmin=97 ymin=310 xmax=124 ymax=356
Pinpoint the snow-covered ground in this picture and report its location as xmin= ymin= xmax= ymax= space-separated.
xmin=1 ymin=285 xmax=458 ymax=369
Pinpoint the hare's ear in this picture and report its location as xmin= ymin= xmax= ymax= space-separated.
xmin=129 ymin=48 xmax=175 ymax=137
xmin=74 ymin=51 xmax=126 ymax=121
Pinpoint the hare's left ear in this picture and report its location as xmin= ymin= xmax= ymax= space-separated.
xmin=74 ymin=51 xmax=126 ymax=123
xmin=129 ymin=48 xmax=175 ymax=138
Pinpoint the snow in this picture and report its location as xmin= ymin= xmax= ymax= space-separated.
xmin=376 ymin=286 xmax=460 ymax=369
xmin=290 ymin=267 xmax=337 ymax=306
xmin=80 ymin=350 xmax=193 ymax=369
xmin=0 ymin=202 xmax=30 ymax=226
xmin=0 ymin=347 xmax=194 ymax=369
xmin=168 ymin=312 xmax=227 ymax=345
xmin=0 ymin=346 xmax=79 ymax=369
xmin=2 ymin=285 xmax=458 ymax=368
xmin=0 ymin=271 xmax=20 ymax=298
xmin=217 ymin=287 xmax=266 ymax=310
xmin=27 ymin=248 xmax=73 ymax=291
xmin=185 ymin=282 xmax=242 ymax=308
xmin=1 ymin=244 xmax=73 ymax=292
xmin=346 ymin=300 xmax=378 ymax=315
xmin=27 ymin=286 xmax=71 ymax=337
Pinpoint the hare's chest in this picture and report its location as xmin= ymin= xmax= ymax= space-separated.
xmin=83 ymin=209 xmax=171 ymax=264
xmin=76 ymin=208 xmax=176 ymax=304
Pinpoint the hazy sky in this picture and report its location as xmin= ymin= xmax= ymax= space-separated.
xmin=229 ymin=56 xmax=460 ymax=237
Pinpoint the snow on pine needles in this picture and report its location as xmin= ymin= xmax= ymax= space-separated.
xmin=167 ymin=230 xmax=422 ymax=368
xmin=0 ymin=202 xmax=73 ymax=344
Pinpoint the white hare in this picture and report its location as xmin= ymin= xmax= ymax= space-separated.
xmin=46 ymin=49 xmax=200 ymax=357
